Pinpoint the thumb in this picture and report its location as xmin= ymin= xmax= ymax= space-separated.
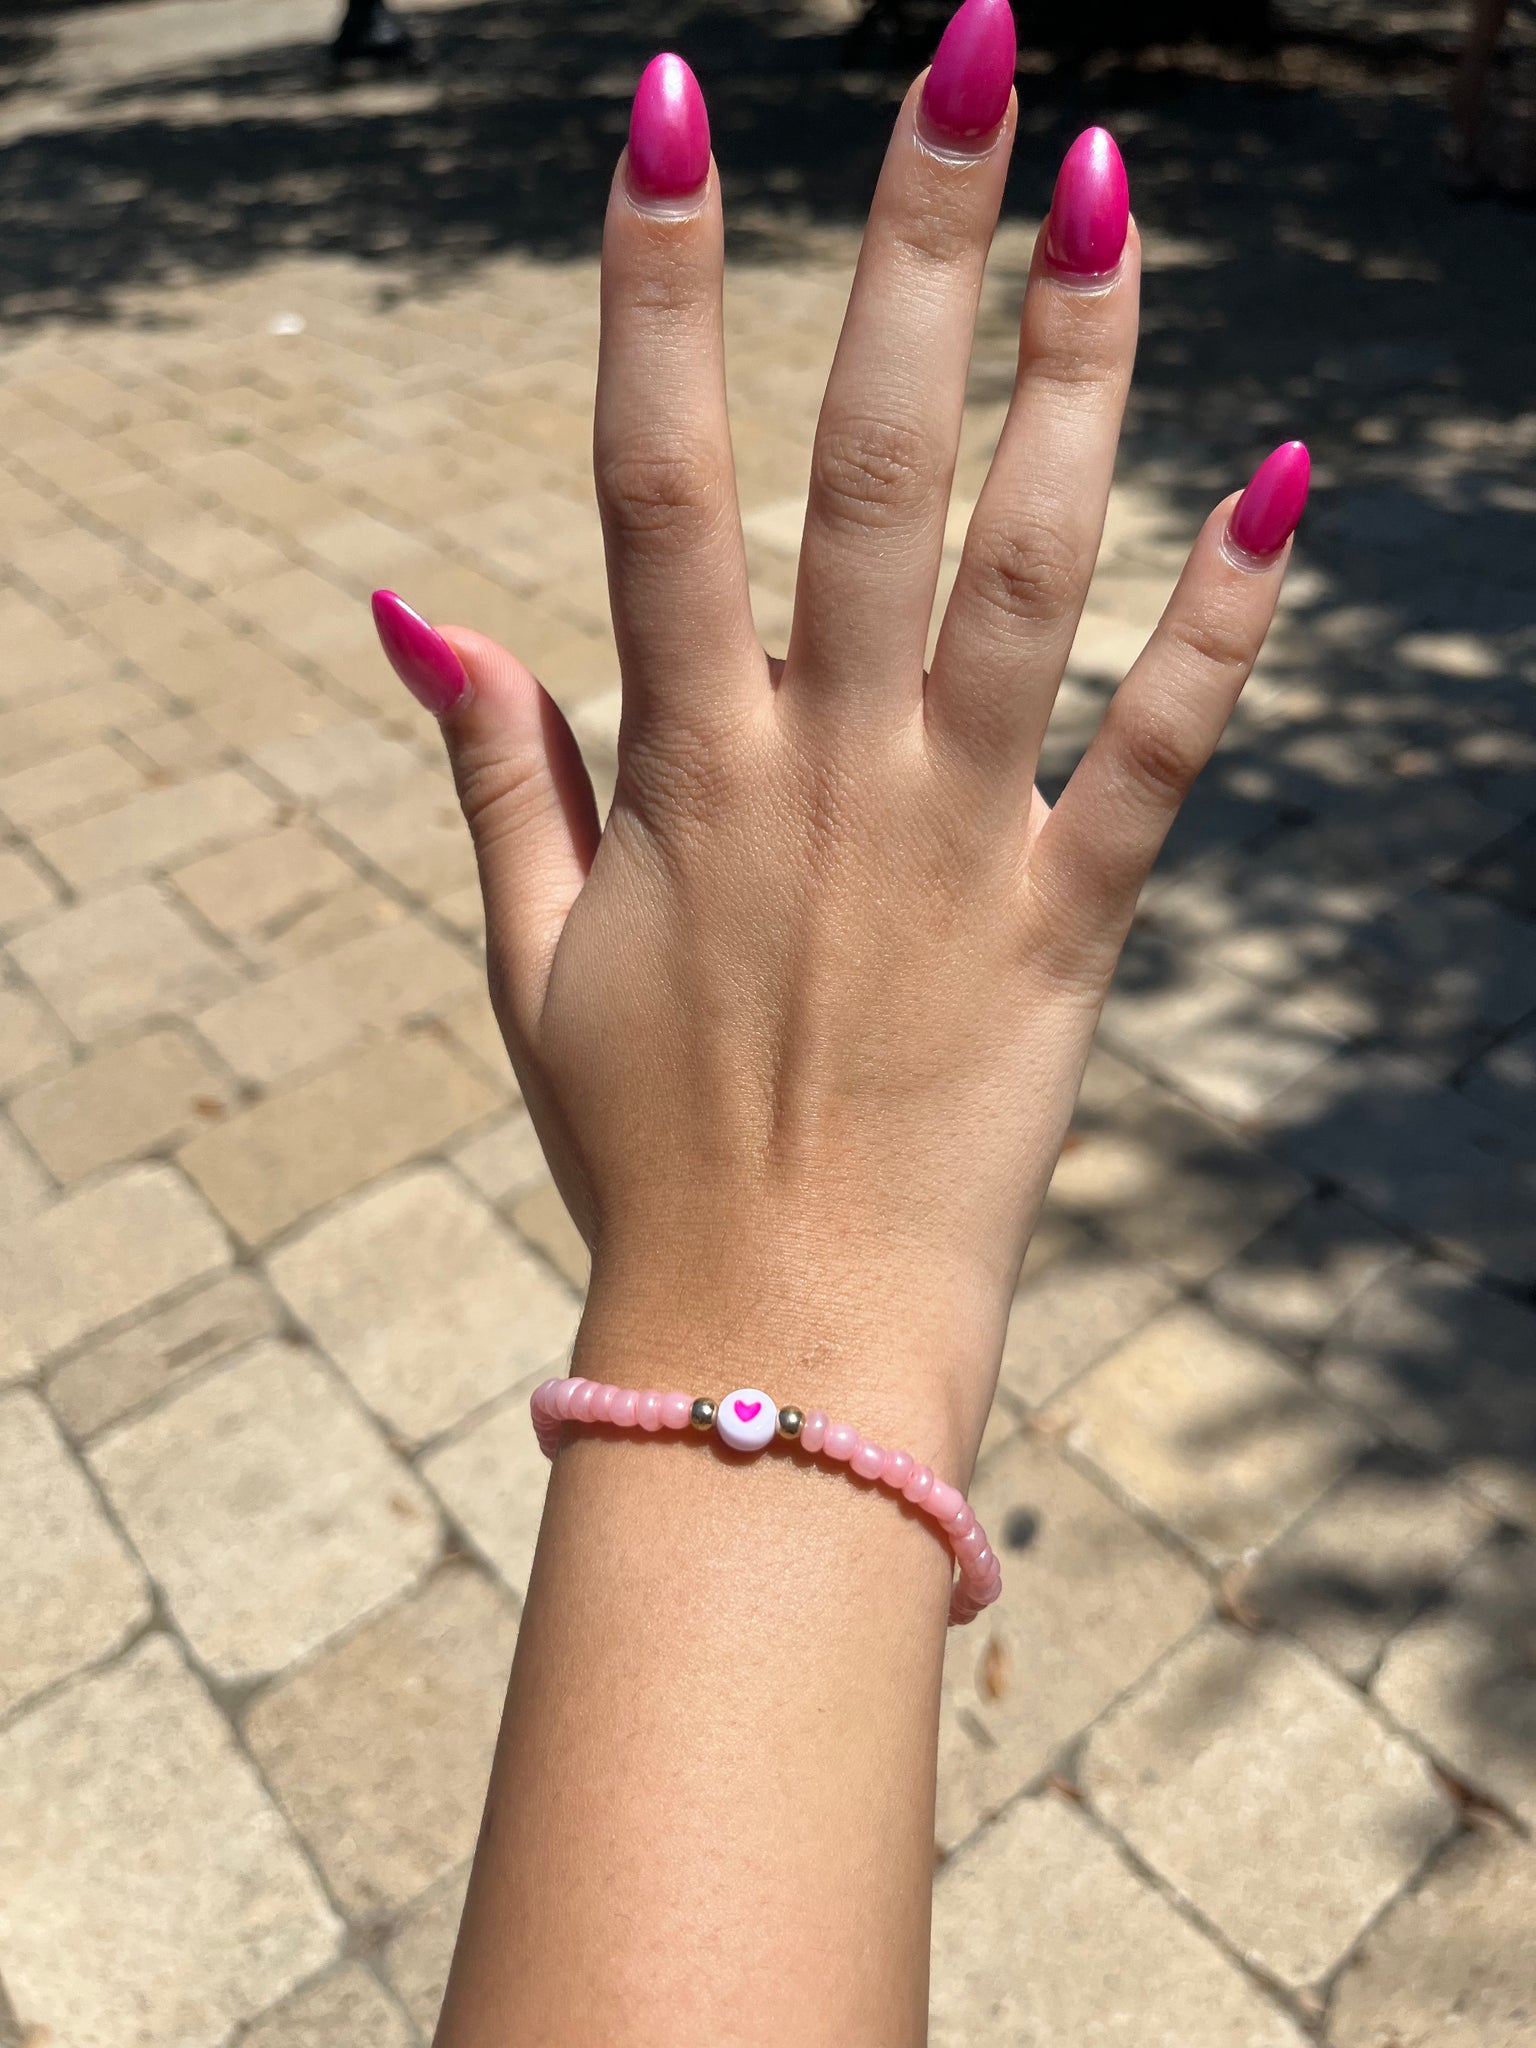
xmin=371 ymin=590 xmax=599 ymax=1046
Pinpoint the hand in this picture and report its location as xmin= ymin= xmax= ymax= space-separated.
xmin=372 ymin=8 xmax=1308 ymax=1469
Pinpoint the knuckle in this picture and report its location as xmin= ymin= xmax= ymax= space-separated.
xmin=966 ymin=518 xmax=1083 ymax=633
xmin=595 ymin=434 xmax=728 ymax=548
xmin=1163 ymin=604 xmax=1255 ymax=681
xmin=808 ymin=415 xmax=936 ymax=537
xmin=452 ymin=742 xmax=548 ymax=862
xmin=1113 ymin=699 xmax=1204 ymax=807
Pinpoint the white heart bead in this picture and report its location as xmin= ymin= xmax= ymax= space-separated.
xmin=715 ymin=1387 xmax=776 ymax=1453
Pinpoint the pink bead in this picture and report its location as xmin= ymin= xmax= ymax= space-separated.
xmin=823 ymin=1422 xmax=859 ymax=1462
xmin=569 ymin=1381 xmax=598 ymax=1423
xmin=850 ymin=1440 xmax=885 ymax=1481
xmin=609 ymin=1387 xmax=639 ymax=1428
xmin=954 ymin=1525 xmax=987 ymax=1564
xmin=589 ymin=1383 xmax=617 ymax=1423
xmin=927 ymin=1479 xmax=964 ymax=1526
xmin=638 ymin=1390 xmax=662 ymax=1431
xmin=882 ymin=1449 xmax=914 ymax=1490
xmin=551 ymin=1380 xmax=577 ymax=1419
xmin=660 ymin=1391 xmax=693 ymax=1430
xmin=902 ymin=1465 xmax=934 ymax=1505
xmin=800 ymin=1410 xmax=828 ymax=1453
xmin=949 ymin=1502 xmax=976 ymax=1541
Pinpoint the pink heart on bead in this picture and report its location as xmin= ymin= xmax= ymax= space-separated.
xmin=733 ymin=1398 xmax=762 ymax=1422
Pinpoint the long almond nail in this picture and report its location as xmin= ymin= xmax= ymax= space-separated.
xmin=627 ymin=53 xmax=710 ymax=202
xmin=1228 ymin=442 xmax=1311 ymax=561
xmin=1045 ymin=127 xmax=1129 ymax=277
xmin=371 ymin=589 xmax=468 ymax=716
xmin=919 ymin=0 xmax=1016 ymax=147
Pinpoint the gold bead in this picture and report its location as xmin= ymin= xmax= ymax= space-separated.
xmin=777 ymin=1406 xmax=804 ymax=1440
xmin=690 ymin=1398 xmax=717 ymax=1431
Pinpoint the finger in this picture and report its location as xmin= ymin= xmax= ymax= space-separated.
xmin=787 ymin=0 xmax=1017 ymax=721
xmin=928 ymin=128 xmax=1137 ymax=773
xmin=372 ymin=592 xmax=598 ymax=1048
xmin=593 ymin=55 xmax=762 ymax=740
xmin=1027 ymin=443 xmax=1310 ymax=975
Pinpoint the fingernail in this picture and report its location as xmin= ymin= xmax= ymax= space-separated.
xmin=627 ymin=53 xmax=710 ymax=203
xmin=1045 ymin=127 xmax=1129 ymax=277
xmin=919 ymin=0 xmax=1016 ymax=148
xmin=1227 ymin=441 xmax=1311 ymax=561
xmin=371 ymin=589 xmax=468 ymax=716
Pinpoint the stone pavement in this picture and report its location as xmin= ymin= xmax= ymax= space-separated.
xmin=2 ymin=1 xmax=1535 ymax=2043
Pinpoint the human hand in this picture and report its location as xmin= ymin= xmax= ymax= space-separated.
xmin=372 ymin=0 xmax=1308 ymax=1470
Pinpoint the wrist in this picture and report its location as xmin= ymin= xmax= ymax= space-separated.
xmin=574 ymin=1228 xmax=1007 ymax=1481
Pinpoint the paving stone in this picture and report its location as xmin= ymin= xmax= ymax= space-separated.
xmin=48 ymin=1269 xmax=280 ymax=1439
xmin=449 ymin=1105 xmax=547 ymax=1205
xmin=511 ymin=1175 xmax=591 ymax=1290
xmin=271 ymin=1165 xmax=578 ymax=1444
xmin=1204 ymin=1193 xmax=1408 ymax=1361
xmin=1268 ymin=1049 xmax=1536 ymax=1288
xmin=35 ymin=769 xmax=276 ymax=890
xmin=1373 ymin=1533 xmax=1536 ymax=1830
xmin=0 ymin=1636 xmax=339 ymax=2047
xmin=1330 ymin=1828 xmax=1536 ymax=2048
xmin=0 ymin=1162 xmax=229 ymax=1365
xmin=998 ymin=1248 xmax=1179 ymax=1409
xmin=1317 ymin=1259 xmax=1536 ymax=1530
xmin=1 ymin=725 xmax=121 ymax=833
xmin=0 ymin=1113 xmax=50 ymax=1237
xmin=1101 ymin=929 xmax=1345 ymax=1122
xmin=1081 ymin=1626 xmax=1456 ymax=1987
xmin=929 ymin=1791 xmax=1306 ymax=2048
xmin=0 ymin=846 xmax=58 ymax=932
xmin=179 ymin=1033 xmax=500 ymax=1245
xmin=0 ymin=981 xmax=69 ymax=1094
xmin=1048 ymin=1303 xmax=1367 ymax=1567
xmin=323 ymin=766 xmax=478 ymax=904
xmin=0 ymin=676 xmax=161 ymax=772
xmin=1317 ymin=885 xmax=1536 ymax=1072
xmin=197 ymin=922 xmax=478 ymax=1085
xmin=1249 ymin=1448 xmax=1491 ymax=1683
xmin=11 ymin=1026 xmax=232 ymax=1181
xmin=0 ymin=1390 xmax=149 ymax=1717
xmin=433 ymin=987 xmax=514 ymax=1088
xmin=421 ymin=1383 xmax=551 ymax=1599
xmin=238 ymin=1964 xmax=413 ymax=2048
xmin=171 ymin=825 xmax=356 ymax=940
xmin=250 ymin=721 xmax=419 ymax=804
xmin=935 ymin=1434 xmax=1207 ymax=1849
xmin=385 ymin=1864 xmax=468 ymax=2036
xmin=92 ymin=1338 xmax=440 ymax=1681
xmin=248 ymin=879 xmax=408 ymax=969
xmin=247 ymin=1566 xmax=517 ymax=1919
xmin=1460 ymin=1018 xmax=1536 ymax=1133
xmin=9 ymin=882 xmax=239 ymax=1039
xmin=1046 ymin=1083 xmax=1309 ymax=1283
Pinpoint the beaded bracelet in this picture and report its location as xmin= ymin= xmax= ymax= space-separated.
xmin=530 ymin=1377 xmax=1000 ymax=1626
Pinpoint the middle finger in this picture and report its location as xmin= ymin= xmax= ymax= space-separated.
xmin=785 ymin=0 xmax=1017 ymax=727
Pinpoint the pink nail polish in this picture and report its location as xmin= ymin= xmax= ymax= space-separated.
xmin=1228 ymin=441 xmax=1311 ymax=559
xmin=627 ymin=53 xmax=710 ymax=201
xmin=920 ymin=0 xmax=1016 ymax=146
xmin=371 ymin=589 xmax=467 ymax=716
xmin=1045 ymin=127 xmax=1129 ymax=276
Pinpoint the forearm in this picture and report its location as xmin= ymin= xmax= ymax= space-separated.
xmin=434 ymin=1288 xmax=978 ymax=2048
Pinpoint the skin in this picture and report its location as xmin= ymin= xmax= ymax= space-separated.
xmin=426 ymin=71 xmax=1293 ymax=2048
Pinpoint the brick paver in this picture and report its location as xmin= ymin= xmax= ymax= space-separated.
xmin=2 ymin=0 xmax=1534 ymax=2041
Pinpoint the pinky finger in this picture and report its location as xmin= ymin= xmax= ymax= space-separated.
xmin=372 ymin=591 xmax=599 ymax=1050
xmin=1028 ymin=442 xmax=1309 ymax=966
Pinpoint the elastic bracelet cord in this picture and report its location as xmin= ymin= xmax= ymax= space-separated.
xmin=530 ymin=1377 xmax=1000 ymax=1626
